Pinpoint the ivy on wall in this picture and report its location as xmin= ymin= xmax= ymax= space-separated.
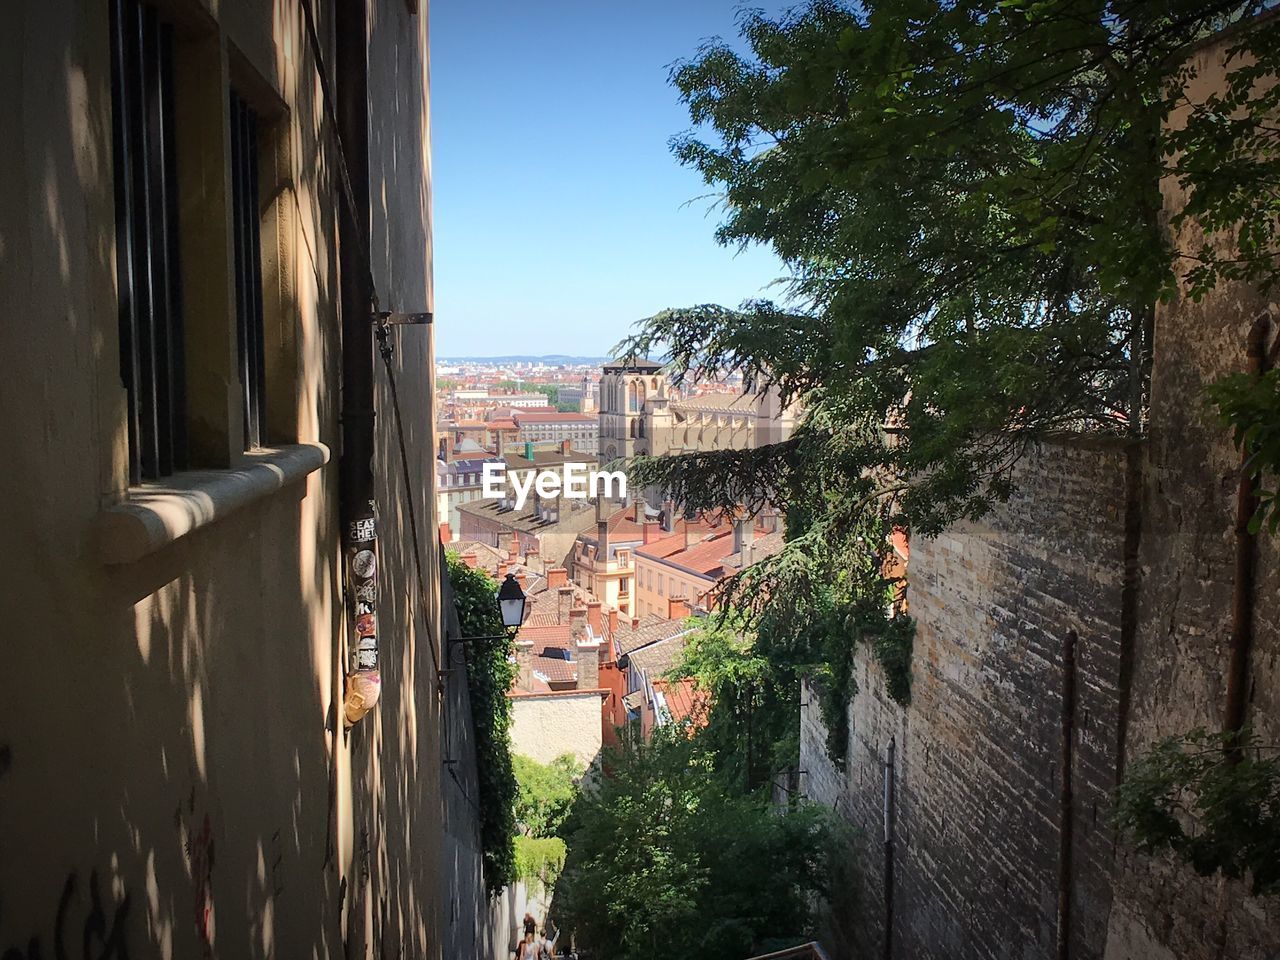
xmin=1114 ymin=730 xmax=1280 ymax=896
xmin=446 ymin=551 xmax=519 ymax=895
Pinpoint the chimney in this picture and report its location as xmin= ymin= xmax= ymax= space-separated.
xmin=634 ymin=500 xmax=643 ymax=524
xmin=515 ymin=639 xmax=534 ymax=690
xmin=508 ymin=532 xmax=520 ymax=560
xmin=524 ymin=440 xmax=535 ymax=461
xmin=439 ymin=521 xmax=452 ymax=544
xmin=461 ymin=553 xmax=479 ymax=569
xmin=557 ymin=585 xmax=574 ymax=624
xmin=547 ymin=567 xmax=568 ymax=589
xmin=607 ymin=607 xmax=618 ymax=636
xmin=643 ymin=518 xmax=661 ymax=544
xmin=587 ymin=601 xmax=603 ymax=635
xmin=733 ymin=516 xmax=754 ymax=556
xmin=596 ymin=499 xmax=611 ymax=561
xmin=498 ymin=561 xmax=510 ymax=579
xmin=562 ymin=438 xmax=572 ymax=453
xmin=515 ymin=571 xmax=527 ymax=594
xmin=574 ymin=617 xmax=601 ymax=690
xmin=668 ymin=597 xmax=692 ymax=620
xmin=661 ymin=499 xmax=676 ymax=533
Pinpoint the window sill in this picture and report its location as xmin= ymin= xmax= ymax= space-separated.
xmin=94 ymin=442 xmax=330 ymax=565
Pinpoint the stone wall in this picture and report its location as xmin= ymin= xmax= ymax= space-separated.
xmin=1102 ymin=26 xmax=1280 ymax=960
xmin=802 ymin=26 xmax=1280 ymax=960
xmin=803 ymin=439 xmax=1132 ymax=960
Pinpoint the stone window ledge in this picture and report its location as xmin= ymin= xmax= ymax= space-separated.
xmin=94 ymin=442 xmax=330 ymax=565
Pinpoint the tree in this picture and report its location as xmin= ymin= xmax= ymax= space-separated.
xmin=620 ymin=0 xmax=1278 ymax=762
xmin=446 ymin=551 xmax=519 ymax=894
xmin=554 ymin=726 xmax=847 ymax=960
xmin=514 ymin=752 xmax=583 ymax=839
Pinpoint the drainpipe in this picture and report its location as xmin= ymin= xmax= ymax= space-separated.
xmin=1223 ymin=315 xmax=1271 ymax=757
xmin=335 ymin=0 xmax=380 ymax=726
xmin=1057 ymin=630 xmax=1077 ymax=960
xmin=882 ymin=737 xmax=896 ymax=960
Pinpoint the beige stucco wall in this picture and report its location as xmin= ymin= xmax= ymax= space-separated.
xmin=0 ymin=1 xmax=488 ymax=956
xmin=509 ymin=694 xmax=604 ymax=768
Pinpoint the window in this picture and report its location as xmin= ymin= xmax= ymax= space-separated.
xmin=229 ymin=65 xmax=267 ymax=454
xmin=110 ymin=0 xmax=187 ymax=482
xmin=658 ymin=574 xmax=664 ymax=597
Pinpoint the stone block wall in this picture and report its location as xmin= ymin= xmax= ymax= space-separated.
xmin=803 ymin=438 xmax=1133 ymax=960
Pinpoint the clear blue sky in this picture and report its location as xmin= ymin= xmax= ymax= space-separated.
xmin=430 ymin=1 xmax=791 ymax=358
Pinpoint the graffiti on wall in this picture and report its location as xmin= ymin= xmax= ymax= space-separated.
xmin=0 ymin=870 xmax=131 ymax=960
xmin=176 ymin=789 xmax=214 ymax=958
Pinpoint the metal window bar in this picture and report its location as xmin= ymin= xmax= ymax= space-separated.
xmin=109 ymin=0 xmax=186 ymax=482
xmin=230 ymin=91 xmax=267 ymax=449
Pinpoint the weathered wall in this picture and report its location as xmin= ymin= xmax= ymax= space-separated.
xmin=802 ymin=440 xmax=1131 ymax=960
xmin=803 ymin=26 xmax=1280 ymax=960
xmin=510 ymin=694 xmax=605 ymax=768
xmin=1102 ymin=28 xmax=1280 ymax=960
xmin=0 ymin=0 xmax=489 ymax=956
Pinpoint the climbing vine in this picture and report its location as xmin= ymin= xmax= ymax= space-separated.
xmin=1208 ymin=368 xmax=1280 ymax=535
xmin=1114 ymin=730 xmax=1280 ymax=896
xmin=446 ymin=551 xmax=519 ymax=895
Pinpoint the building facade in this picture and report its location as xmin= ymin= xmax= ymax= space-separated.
xmin=514 ymin=410 xmax=598 ymax=452
xmin=0 ymin=1 xmax=494 ymax=955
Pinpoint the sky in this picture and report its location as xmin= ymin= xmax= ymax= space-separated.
xmin=430 ymin=1 xmax=793 ymax=358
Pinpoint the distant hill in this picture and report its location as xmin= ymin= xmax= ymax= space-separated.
xmin=437 ymin=355 xmax=613 ymax=366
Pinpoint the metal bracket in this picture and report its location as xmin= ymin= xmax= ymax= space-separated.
xmin=375 ymin=311 xmax=433 ymax=326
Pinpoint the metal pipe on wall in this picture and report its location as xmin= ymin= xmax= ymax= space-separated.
xmin=1223 ymin=314 xmax=1271 ymax=756
xmin=334 ymin=0 xmax=381 ymax=725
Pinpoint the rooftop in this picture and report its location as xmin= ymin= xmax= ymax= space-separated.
xmin=456 ymin=497 xmax=597 ymax=534
xmin=603 ymin=357 xmax=663 ymax=373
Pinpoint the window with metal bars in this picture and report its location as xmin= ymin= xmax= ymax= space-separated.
xmin=109 ymin=0 xmax=187 ymax=483
xmin=230 ymin=92 xmax=267 ymax=450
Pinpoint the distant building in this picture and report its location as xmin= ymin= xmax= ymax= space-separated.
xmin=597 ymin=357 xmax=668 ymax=462
xmin=572 ymin=501 xmax=648 ymax=618
xmin=633 ymin=514 xmax=784 ymax=619
xmin=514 ymin=410 xmax=598 ymax=451
xmin=596 ymin=358 xmax=799 ymax=506
xmin=436 ymin=449 xmax=504 ymax=540
xmin=455 ymin=448 xmax=600 ymax=569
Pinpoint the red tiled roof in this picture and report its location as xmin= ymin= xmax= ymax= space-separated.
xmin=653 ymin=678 xmax=709 ymax=728
xmin=486 ymin=418 xmax=519 ymax=431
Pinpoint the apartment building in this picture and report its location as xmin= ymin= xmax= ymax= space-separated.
xmin=633 ymin=515 xmax=784 ymax=618
xmin=515 ymin=410 xmax=598 ymax=452
xmin=0 ymin=1 xmax=492 ymax=954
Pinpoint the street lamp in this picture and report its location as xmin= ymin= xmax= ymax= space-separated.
xmin=496 ymin=573 xmax=527 ymax=633
xmin=451 ymin=572 xmax=526 ymax=647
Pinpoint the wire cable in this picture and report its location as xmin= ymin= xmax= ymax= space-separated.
xmin=376 ymin=323 xmax=445 ymax=684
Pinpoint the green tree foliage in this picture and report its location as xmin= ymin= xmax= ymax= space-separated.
xmin=514 ymin=753 xmax=583 ymax=839
xmin=555 ymin=727 xmax=847 ymax=960
xmin=514 ymin=835 xmax=569 ymax=888
xmin=446 ymin=551 xmax=519 ymax=895
xmin=618 ymin=0 xmax=1278 ymax=762
xmin=1208 ymin=368 xmax=1280 ymax=533
xmin=1114 ymin=730 xmax=1280 ymax=895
